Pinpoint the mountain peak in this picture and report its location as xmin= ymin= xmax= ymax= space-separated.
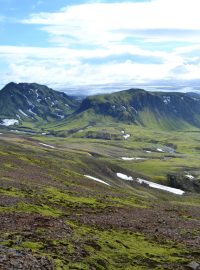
xmin=0 ymin=82 xmax=79 ymax=123
xmin=3 ymin=81 xmax=17 ymax=89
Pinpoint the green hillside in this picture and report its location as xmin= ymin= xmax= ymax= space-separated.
xmin=77 ymin=88 xmax=200 ymax=129
xmin=0 ymin=82 xmax=79 ymax=123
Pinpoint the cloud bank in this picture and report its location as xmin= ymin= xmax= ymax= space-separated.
xmin=1 ymin=0 xmax=200 ymax=94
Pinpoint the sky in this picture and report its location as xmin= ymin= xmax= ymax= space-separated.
xmin=1 ymin=0 xmax=200 ymax=94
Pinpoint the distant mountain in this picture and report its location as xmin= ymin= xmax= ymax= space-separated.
xmin=77 ymin=88 xmax=200 ymax=129
xmin=1 ymin=83 xmax=200 ymax=130
xmin=0 ymin=82 xmax=79 ymax=123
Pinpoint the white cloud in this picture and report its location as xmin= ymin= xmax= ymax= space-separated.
xmin=174 ymin=44 xmax=200 ymax=55
xmin=1 ymin=0 xmax=200 ymax=92
xmin=23 ymin=0 xmax=200 ymax=29
xmin=22 ymin=0 xmax=200 ymax=46
xmin=0 ymin=44 xmax=179 ymax=80
xmin=0 ymin=41 xmax=200 ymax=92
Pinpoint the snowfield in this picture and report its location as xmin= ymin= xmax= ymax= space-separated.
xmin=137 ymin=178 xmax=185 ymax=195
xmin=121 ymin=157 xmax=135 ymax=161
xmin=116 ymin=172 xmax=184 ymax=195
xmin=19 ymin=109 xmax=28 ymax=117
xmin=39 ymin=143 xmax=55 ymax=149
xmin=84 ymin=175 xmax=110 ymax=186
xmin=117 ymin=173 xmax=133 ymax=181
xmin=0 ymin=119 xmax=19 ymax=126
xmin=121 ymin=157 xmax=146 ymax=161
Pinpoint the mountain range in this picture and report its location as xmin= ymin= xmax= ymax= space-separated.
xmin=1 ymin=82 xmax=200 ymax=130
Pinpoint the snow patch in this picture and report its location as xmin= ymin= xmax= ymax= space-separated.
xmin=157 ymin=148 xmax=164 ymax=152
xmin=185 ymin=174 xmax=194 ymax=180
xmin=39 ymin=143 xmax=55 ymax=149
xmin=16 ymin=114 xmax=21 ymax=120
xmin=11 ymin=129 xmax=21 ymax=133
xmin=84 ymin=175 xmax=110 ymax=186
xmin=137 ymin=178 xmax=184 ymax=195
xmin=28 ymin=109 xmax=37 ymax=116
xmin=121 ymin=157 xmax=146 ymax=161
xmin=24 ymin=95 xmax=33 ymax=107
xmin=0 ymin=119 xmax=19 ymax=126
xmin=57 ymin=114 xmax=65 ymax=119
xmin=163 ymin=96 xmax=171 ymax=104
xmin=116 ymin=173 xmax=133 ymax=181
xmin=19 ymin=109 xmax=28 ymax=117
xmin=121 ymin=157 xmax=135 ymax=161
xmin=11 ymin=130 xmax=36 ymax=135
xmin=35 ymin=89 xmax=39 ymax=98
xmin=131 ymin=106 xmax=138 ymax=114
xmin=123 ymin=134 xmax=130 ymax=140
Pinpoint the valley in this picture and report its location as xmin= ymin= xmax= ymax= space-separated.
xmin=0 ymin=83 xmax=200 ymax=269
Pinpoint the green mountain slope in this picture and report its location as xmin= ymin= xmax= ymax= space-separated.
xmin=77 ymin=88 xmax=200 ymax=129
xmin=0 ymin=82 xmax=79 ymax=123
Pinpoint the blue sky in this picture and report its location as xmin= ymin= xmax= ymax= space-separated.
xmin=1 ymin=0 xmax=200 ymax=94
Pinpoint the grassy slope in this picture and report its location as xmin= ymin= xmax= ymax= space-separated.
xmin=0 ymin=125 xmax=200 ymax=269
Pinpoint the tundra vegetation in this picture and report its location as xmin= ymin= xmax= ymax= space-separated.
xmin=0 ymin=84 xmax=200 ymax=269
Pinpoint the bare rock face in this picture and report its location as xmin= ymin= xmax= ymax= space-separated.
xmin=168 ymin=174 xmax=200 ymax=193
